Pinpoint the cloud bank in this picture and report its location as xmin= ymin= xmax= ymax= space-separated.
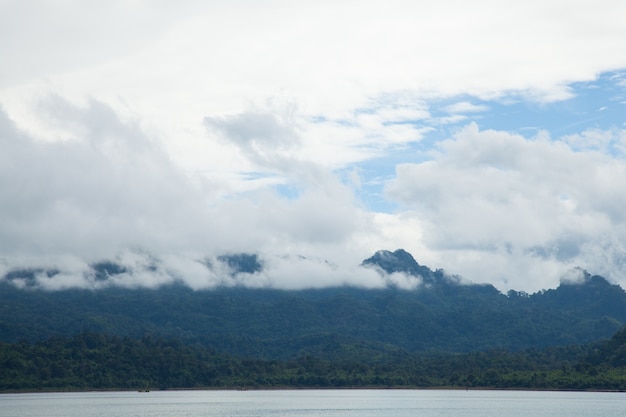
xmin=386 ymin=124 xmax=626 ymax=290
xmin=0 ymin=99 xmax=393 ymax=290
xmin=2 ymin=1 xmax=626 ymax=292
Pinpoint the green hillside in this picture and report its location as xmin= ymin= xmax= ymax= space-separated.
xmin=1 ymin=327 xmax=625 ymax=391
xmin=1 ymin=250 xmax=625 ymax=358
xmin=2 ymin=249 xmax=626 ymax=391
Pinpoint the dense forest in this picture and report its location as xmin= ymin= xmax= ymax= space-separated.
xmin=1 ymin=327 xmax=625 ymax=391
xmin=2 ymin=249 xmax=626 ymax=391
xmin=1 ymin=280 xmax=624 ymax=357
xmin=1 ymin=255 xmax=625 ymax=357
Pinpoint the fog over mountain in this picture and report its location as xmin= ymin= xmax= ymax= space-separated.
xmin=2 ymin=248 xmax=625 ymax=358
xmin=1 ymin=249 xmax=430 ymax=292
xmin=0 ymin=247 xmax=614 ymax=298
xmin=2 ymin=1 xmax=626 ymax=293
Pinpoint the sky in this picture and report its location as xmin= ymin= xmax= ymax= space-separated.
xmin=1 ymin=0 xmax=626 ymax=292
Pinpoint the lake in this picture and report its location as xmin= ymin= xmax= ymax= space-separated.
xmin=0 ymin=389 xmax=624 ymax=417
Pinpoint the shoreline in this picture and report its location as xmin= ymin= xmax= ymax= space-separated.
xmin=2 ymin=385 xmax=625 ymax=395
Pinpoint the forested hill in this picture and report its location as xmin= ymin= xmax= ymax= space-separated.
xmin=1 ymin=249 xmax=625 ymax=359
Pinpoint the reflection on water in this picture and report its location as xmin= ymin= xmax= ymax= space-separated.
xmin=0 ymin=389 xmax=625 ymax=417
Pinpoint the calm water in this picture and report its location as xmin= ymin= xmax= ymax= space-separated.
xmin=0 ymin=389 xmax=624 ymax=417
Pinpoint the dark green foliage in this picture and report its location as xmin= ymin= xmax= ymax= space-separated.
xmin=0 ymin=270 xmax=625 ymax=358
xmin=2 ymin=248 xmax=626 ymax=392
xmin=584 ymin=326 xmax=626 ymax=367
xmin=1 ymin=328 xmax=625 ymax=391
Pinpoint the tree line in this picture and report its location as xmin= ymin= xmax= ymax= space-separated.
xmin=2 ymin=277 xmax=625 ymax=359
xmin=2 ymin=328 xmax=625 ymax=392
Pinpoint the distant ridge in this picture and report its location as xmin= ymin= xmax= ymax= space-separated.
xmin=1 ymin=249 xmax=625 ymax=357
xmin=215 ymin=253 xmax=263 ymax=275
xmin=362 ymin=249 xmax=435 ymax=277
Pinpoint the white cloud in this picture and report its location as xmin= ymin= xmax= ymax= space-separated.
xmin=205 ymin=110 xmax=300 ymax=153
xmin=0 ymin=1 xmax=201 ymax=88
xmin=3 ymin=99 xmax=626 ymax=292
xmin=2 ymin=1 xmax=626 ymax=293
xmin=4 ymin=1 xmax=626 ymax=132
xmin=0 ymin=98 xmax=219 ymax=258
xmin=561 ymin=128 xmax=626 ymax=154
xmin=386 ymin=123 xmax=626 ymax=291
xmin=443 ymin=102 xmax=488 ymax=114
xmin=0 ymin=99 xmax=389 ymax=287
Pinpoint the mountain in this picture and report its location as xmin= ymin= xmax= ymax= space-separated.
xmin=1 ymin=249 xmax=625 ymax=359
xmin=362 ymin=249 xmax=441 ymax=280
xmin=215 ymin=253 xmax=263 ymax=274
xmin=362 ymin=248 xmax=498 ymax=294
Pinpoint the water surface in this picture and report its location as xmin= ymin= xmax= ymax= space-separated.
xmin=1 ymin=389 xmax=624 ymax=417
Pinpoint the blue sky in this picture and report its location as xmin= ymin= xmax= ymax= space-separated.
xmin=1 ymin=1 xmax=626 ymax=292
xmin=355 ymin=71 xmax=626 ymax=212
